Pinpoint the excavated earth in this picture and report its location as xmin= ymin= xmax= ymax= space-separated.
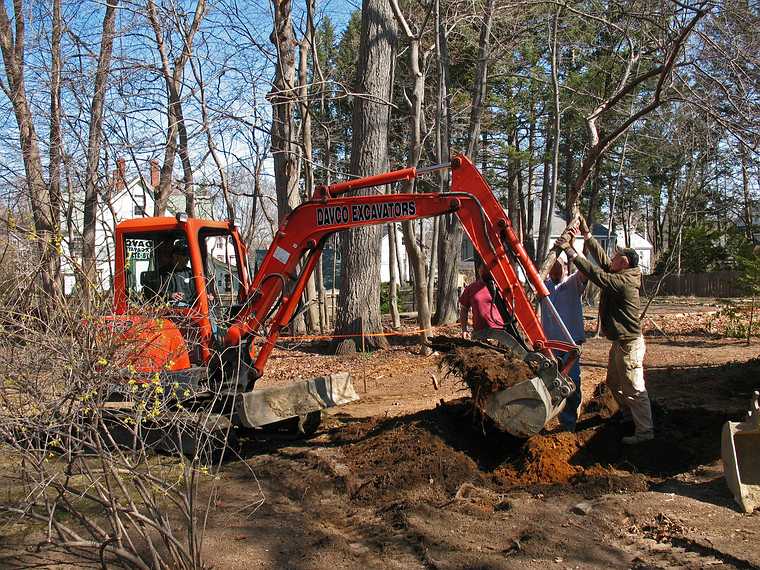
xmin=330 ymin=400 xmax=648 ymax=509
xmin=312 ymin=338 xmax=760 ymax=514
xmin=438 ymin=342 xmax=536 ymax=408
xmin=5 ymin=329 xmax=760 ymax=569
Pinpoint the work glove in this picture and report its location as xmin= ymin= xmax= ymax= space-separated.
xmin=554 ymin=235 xmax=573 ymax=251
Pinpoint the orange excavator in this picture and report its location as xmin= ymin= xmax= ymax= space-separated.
xmin=105 ymin=155 xmax=578 ymax=439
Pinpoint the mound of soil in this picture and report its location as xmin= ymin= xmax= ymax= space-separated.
xmin=492 ymin=432 xmax=583 ymax=485
xmin=335 ymin=403 xmax=629 ymax=507
xmin=321 ymin=340 xmax=760 ymax=510
xmin=337 ymin=413 xmax=486 ymax=504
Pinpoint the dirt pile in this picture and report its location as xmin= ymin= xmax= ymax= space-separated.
xmin=334 ymin=404 xmax=630 ymax=507
xmin=336 ymin=413 xmax=486 ymax=504
xmin=493 ymin=432 xmax=584 ymax=485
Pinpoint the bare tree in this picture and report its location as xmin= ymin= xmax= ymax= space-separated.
xmin=538 ymin=3 xmax=711 ymax=277
xmin=268 ymin=0 xmax=314 ymax=335
xmin=537 ymin=6 xmax=562 ymax=261
xmin=82 ymin=0 xmax=119 ymax=301
xmin=49 ymin=0 xmax=63 ymax=257
xmin=268 ymin=0 xmax=299 ymax=223
xmin=389 ymin=0 xmax=434 ymax=342
xmin=0 ymin=0 xmax=62 ymax=302
xmin=146 ymin=0 xmax=207 ymax=217
xmin=298 ymin=22 xmax=323 ymax=333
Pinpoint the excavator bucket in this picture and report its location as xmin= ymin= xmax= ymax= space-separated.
xmin=482 ymin=376 xmax=560 ymax=438
xmin=722 ymin=391 xmax=760 ymax=513
xmin=471 ymin=330 xmax=575 ymax=438
xmin=235 ymin=372 xmax=359 ymax=428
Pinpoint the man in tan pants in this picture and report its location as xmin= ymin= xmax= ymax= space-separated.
xmin=556 ymin=221 xmax=654 ymax=444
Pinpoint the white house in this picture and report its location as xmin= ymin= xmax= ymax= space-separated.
xmin=62 ymin=159 xmax=212 ymax=294
xmin=381 ymin=225 xmax=410 ymax=283
xmin=525 ymin=203 xmax=653 ymax=275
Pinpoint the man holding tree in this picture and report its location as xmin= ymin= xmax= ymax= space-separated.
xmin=556 ymin=218 xmax=654 ymax=444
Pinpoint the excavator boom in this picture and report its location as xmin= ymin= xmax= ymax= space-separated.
xmin=225 ymin=155 xmax=578 ymax=436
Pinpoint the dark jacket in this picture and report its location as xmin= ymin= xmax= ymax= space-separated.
xmin=162 ymin=267 xmax=195 ymax=303
xmin=573 ymin=237 xmax=641 ymax=341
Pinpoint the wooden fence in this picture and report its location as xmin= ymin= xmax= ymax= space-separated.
xmin=641 ymin=271 xmax=744 ymax=298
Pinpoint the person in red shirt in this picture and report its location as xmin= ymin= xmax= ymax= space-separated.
xmin=459 ymin=265 xmax=505 ymax=338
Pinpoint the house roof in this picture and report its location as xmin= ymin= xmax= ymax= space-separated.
xmin=623 ymin=232 xmax=653 ymax=250
xmin=109 ymin=173 xmax=213 ymax=219
xmin=526 ymin=201 xmax=611 ymax=239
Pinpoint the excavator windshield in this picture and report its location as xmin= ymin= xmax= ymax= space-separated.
xmin=123 ymin=232 xmax=196 ymax=307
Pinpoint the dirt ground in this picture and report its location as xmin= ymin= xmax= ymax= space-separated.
xmin=192 ymin=302 xmax=760 ymax=570
xmin=4 ymin=300 xmax=760 ymax=569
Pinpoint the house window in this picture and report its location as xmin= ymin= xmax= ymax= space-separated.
xmin=71 ymin=237 xmax=83 ymax=256
xmin=133 ymin=194 xmax=146 ymax=217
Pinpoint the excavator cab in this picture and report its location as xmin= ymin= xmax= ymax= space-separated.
xmin=110 ymin=214 xmax=358 ymax=433
xmin=113 ymin=215 xmax=251 ymax=368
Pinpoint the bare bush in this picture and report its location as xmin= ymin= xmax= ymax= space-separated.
xmin=0 ymin=230 xmax=254 ymax=569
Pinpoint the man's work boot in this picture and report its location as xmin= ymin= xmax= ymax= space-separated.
xmin=622 ymin=432 xmax=654 ymax=445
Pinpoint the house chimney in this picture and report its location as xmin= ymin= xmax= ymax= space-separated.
xmin=115 ymin=157 xmax=126 ymax=191
xmin=150 ymin=159 xmax=160 ymax=190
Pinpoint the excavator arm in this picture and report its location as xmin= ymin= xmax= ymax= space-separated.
xmin=226 ymin=155 xmax=578 ymax=394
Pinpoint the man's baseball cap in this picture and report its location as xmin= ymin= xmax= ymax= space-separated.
xmin=617 ymin=247 xmax=639 ymax=268
xmin=172 ymin=240 xmax=189 ymax=255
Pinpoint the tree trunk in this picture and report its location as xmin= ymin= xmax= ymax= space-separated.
xmin=269 ymin=0 xmax=299 ymax=222
xmin=82 ymin=0 xmax=119 ymax=301
xmin=507 ymin=126 xmax=521 ymax=235
xmin=49 ymin=0 xmax=63 ymax=290
xmin=177 ymin=104 xmax=194 ymax=217
xmin=741 ymin=144 xmax=753 ymax=241
xmin=0 ymin=1 xmax=62 ymax=302
xmin=427 ymin=216 xmax=438 ymax=308
xmin=388 ymin=3 xmax=432 ymax=342
xmin=334 ymin=0 xmax=396 ymax=353
xmin=537 ymin=121 xmax=553 ymax=261
xmin=549 ymin=8 xmax=561 ymax=232
xmin=525 ymin=97 xmax=536 ymax=254
xmin=268 ymin=0 xmax=306 ymax=335
xmin=298 ymin=37 xmax=321 ymax=333
xmin=434 ymin=0 xmax=494 ymax=324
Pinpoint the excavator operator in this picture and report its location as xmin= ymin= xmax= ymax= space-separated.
xmin=159 ymin=241 xmax=195 ymax=306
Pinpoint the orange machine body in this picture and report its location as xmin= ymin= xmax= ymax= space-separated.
xmin=100 ymin=314 xmax=192 ymax=373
